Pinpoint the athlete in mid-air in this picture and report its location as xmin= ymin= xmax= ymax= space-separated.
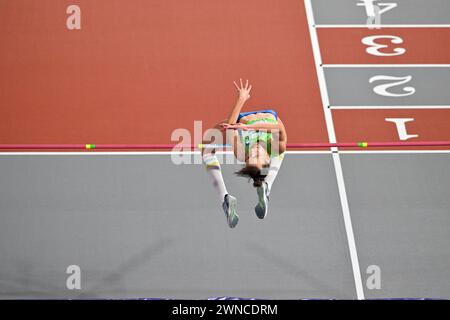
xmin=202 ymin=79 xmax=287 ymax=228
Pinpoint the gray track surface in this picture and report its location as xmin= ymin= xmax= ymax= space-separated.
xmin=341 ymin=154 xmax=450 ymax=299
xmin=1 ymin=153 xmax=449 ymax=299
xmin=0 ymin=154 xmax=357 ymax=299
xmin=311 ymin=0 xmax=450 ymax=25
xmin=324 ymin=67 xmax=450 ymax=107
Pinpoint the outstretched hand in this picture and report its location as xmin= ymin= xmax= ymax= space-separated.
xmin=233 ymin=78 xmax=252 ymax=101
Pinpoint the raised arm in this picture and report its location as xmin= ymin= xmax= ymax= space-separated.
xmin=227 ymin=79 xmax=252 ymax=124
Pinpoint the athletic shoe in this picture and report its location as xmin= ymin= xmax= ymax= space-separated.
xmin=255 ymin=182 xmax=269 ymax=219
xmin=222 ymin=194 xmax=239 ymax=228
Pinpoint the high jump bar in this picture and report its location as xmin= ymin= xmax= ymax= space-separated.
xmin=0 ymin=141 xmax=450 ymax=150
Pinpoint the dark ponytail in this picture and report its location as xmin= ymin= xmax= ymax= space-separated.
xmin=235 ymin=165 xmax=267 ymax=188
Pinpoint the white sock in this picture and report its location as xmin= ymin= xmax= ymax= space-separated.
xmin=265 ymin=153 xmax=285 ymax=195
xmin=203 ymin=153 xmax=228 ymax=203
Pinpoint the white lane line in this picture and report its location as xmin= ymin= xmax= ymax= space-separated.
xmin=316 ymin=24 xmax=450 ymax=28
xmin=0 ymin=151 xmax=207 ymax=156
xmin=323 ymin=64 xmax=450 ymax=68
xmin=304 ymin=0 xmax=365 ymax=300
xmin=1 ymin=150 xmax=449 ymax=156
xmin=330 ymin=106 xmax=450 ymax=110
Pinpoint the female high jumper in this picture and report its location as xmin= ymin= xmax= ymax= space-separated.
xmin=202 ymin=79 xmax=287 ymax=228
